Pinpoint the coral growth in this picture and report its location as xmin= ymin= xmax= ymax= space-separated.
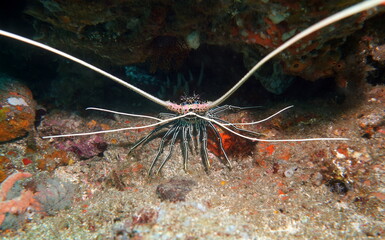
xmin=0 ymin=173 xmax=76 ymax=230
xmin=37 ymin=150 xmax=73 ymax=172
xmin=39 ymin=113 xmax=107 ymax=159
xmin=0 ymin=75 xmax=36 ymax=142
xmin=0 ymin=172 xmax=40 ymax=229
xmin=58 ymin=135 xmax=107 ymax=159
xmin=35 ymin=178 xmax=76 ymax=216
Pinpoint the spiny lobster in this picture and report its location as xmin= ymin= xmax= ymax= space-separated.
xmin=1 ymin=0 xmax=383 ymax=175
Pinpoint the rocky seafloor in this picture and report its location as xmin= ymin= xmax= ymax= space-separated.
xmin=0 ymin=1 xmax=385 ymax=239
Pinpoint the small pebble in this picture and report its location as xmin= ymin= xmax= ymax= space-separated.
xmin=284 ymin=167 xmax=297 ymax=178
xmin=156 ymin=178 xmax=196 ymax=202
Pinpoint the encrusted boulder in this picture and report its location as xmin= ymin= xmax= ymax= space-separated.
xmin=0 ymin=75 xmax=36 ymax=142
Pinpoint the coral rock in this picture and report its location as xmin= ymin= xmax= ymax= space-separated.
xmin=39 ymin=113 xmax=107 ymax=159
xmin=57 ymin=135 xmax=107 ymax=159
xmin=0 ymin=75 xmax=36 ymax=142
xmin=0 ymin=172 xmax=41 ymax=228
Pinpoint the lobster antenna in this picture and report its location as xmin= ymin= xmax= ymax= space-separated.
xmin=0 ymin=30 xmax=170 ymax=108
xmin=222 ymin=105 xmax=293 ymax=126
xmin=42 ymin=112 xmax=192 ymax=139
xmin=196 ymin=113 xmax=349 ymax=142
xmin=208 ymin=0 xmax=385 ymax=108
xmin=86 ymin=107 xmax=163 ymax=121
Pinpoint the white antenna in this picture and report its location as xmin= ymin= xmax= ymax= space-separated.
xmin=208 ymin=0 xmax=385 ymax=108
xmin=0 ymin=30 xmax=170 ymax=108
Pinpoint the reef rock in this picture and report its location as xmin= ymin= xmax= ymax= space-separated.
xmin=0 ymin=75 xmax=36 ymax=142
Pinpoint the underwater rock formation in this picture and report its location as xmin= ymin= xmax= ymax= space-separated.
xmin=19 ymin=0 xmax=385 ymax=87
xmin=0 ymin=75 xmax=36 ymax=142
